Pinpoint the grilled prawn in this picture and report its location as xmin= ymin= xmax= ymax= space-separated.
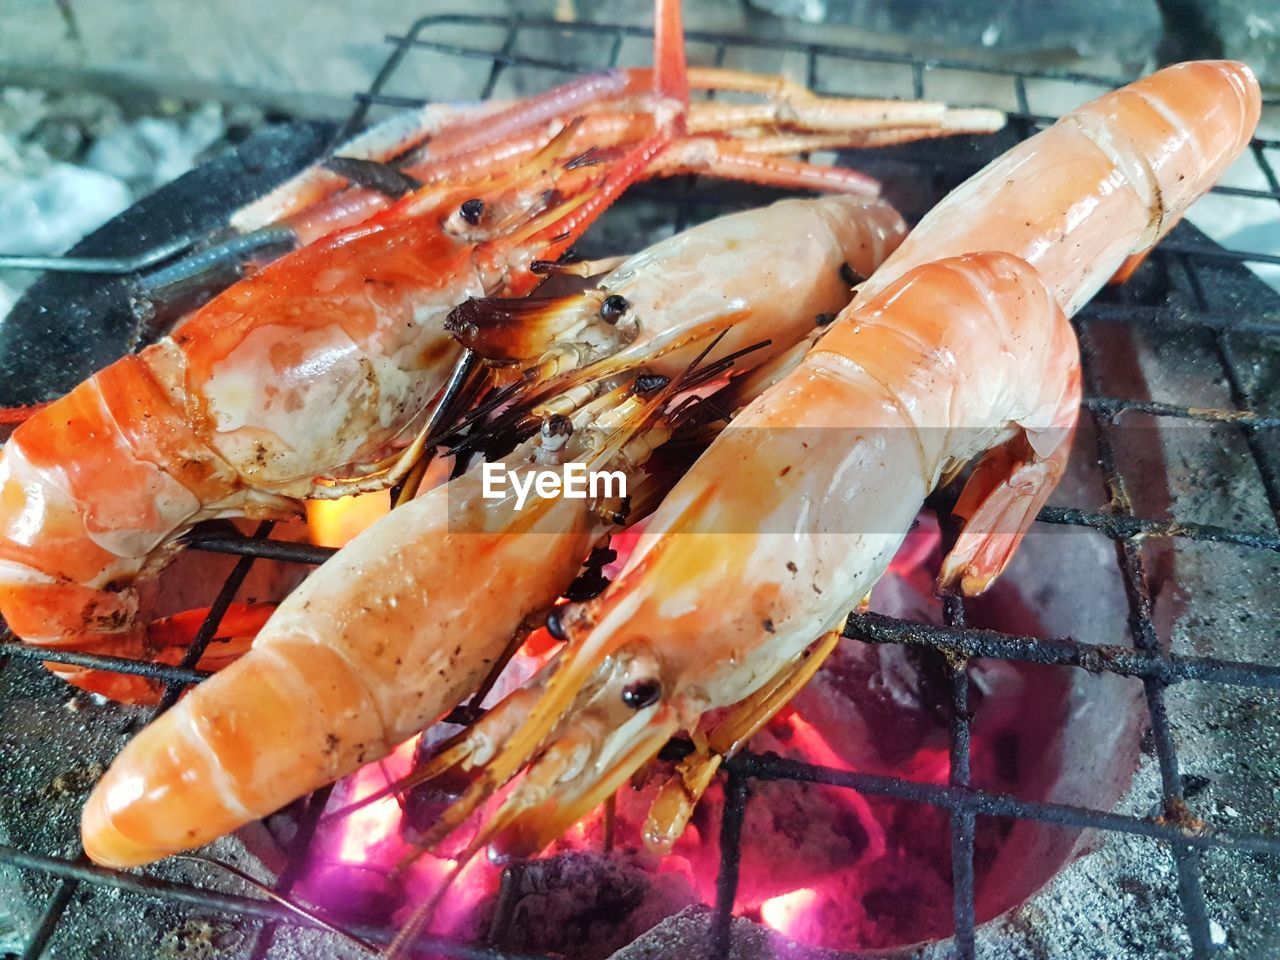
xmin=401 ymin=60 xmax=1260 ymax=876
xmin=80 ymin=194 xmax=907 ymax=867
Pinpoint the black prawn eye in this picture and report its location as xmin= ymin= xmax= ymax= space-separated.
xmin=600 ymin=294 xmax=629 ymax=324
xmin=621 ymin=678 xmax=662 ymax=710
xmin=546 ymin=607 xmax=570 ymax=641
xmin=459 ymin=198 xmax=485 ymax=225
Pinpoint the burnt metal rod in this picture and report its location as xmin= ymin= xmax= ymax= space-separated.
xmin=0 ymin=233 xmax=198 ymax=273
xmin=335 ymin=9 xmax=440 ymax=145
xmin=1178 ymin=249 xmax=1280 ymax=960
xmin=137 ymin=228 xmax=296 ymax=292
xmin=185 ymin=531 xmax=336 ymax=566
xmin=156 ymin=520 xmax=275 ymax=713
xmin=1083 ymin=395 xmax=1280 ymax=429
xmin=392 ymin=15 xmax=1280 ymax=94
xmin=1035 ymin=504 xmax=1280 ymax=552
xmin=182 ymin=500 xmax=1280 ymax=577
xmin=940 ymin=585 xmax=976 ymax=960
xmin=728 ymin=753 xmax=1280 ymax=857
xmin=1078 ymin=301 xmax=1280 ymax=339
xmin=710 ymin=771 xmax=749 ymax=960
xmin=1176 ymin=248 xmax=1280 ymax=531
xmin=1215 ymin=332 xmax=1280 ymax=526
xmin=843 ymin=613 xmax=1280 ymax=690
xmin=19 ymin=867 xmax=79 ymax=960
xmin=19 ymin=521 xmax=279 ymax=960
xmin=0 ymin=641 xmax=210 ymax=685
xmin=245 ymin=784 xmax=336 ymax=960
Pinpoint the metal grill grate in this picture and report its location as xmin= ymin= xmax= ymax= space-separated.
xmin=3 ymin=13 xmax=1280 ymax=960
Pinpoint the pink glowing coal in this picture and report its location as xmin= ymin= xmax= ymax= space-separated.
xmin=293 ymin=514 xmax=1066 ymax=956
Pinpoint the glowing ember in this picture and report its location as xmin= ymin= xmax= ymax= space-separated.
xmin=306 ymin=491 xmax=390 ymax=548
xmin=779 ymin=711 xmax=855 ymax=774
xmin=335 ymin=735 xmax=417 ymax=864
xmin=760 ymin=886 xmax=819 ymax=938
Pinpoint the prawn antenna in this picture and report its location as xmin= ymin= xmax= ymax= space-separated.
xmin=383 ymin=851 xmax=472 ymax=960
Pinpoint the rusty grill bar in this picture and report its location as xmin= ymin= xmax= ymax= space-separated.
xmin=2 ymin=12 xmax=1280 ymax=960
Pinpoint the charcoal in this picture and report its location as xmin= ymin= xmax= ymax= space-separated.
xmin=488 ymin=850 xmax=699 ymax=960
xmin=607 ymin=904 xmax=856 ymax=959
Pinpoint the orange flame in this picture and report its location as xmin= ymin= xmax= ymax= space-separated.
xmin=307 ymin=492 xmax=391 ymax=548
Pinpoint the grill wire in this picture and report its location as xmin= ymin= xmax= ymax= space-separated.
xmin=3 ymin=13 xmax=1280 ymax=960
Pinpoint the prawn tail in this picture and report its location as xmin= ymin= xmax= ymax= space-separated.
xmin=8 ymin=584 xmax=277 ymax=704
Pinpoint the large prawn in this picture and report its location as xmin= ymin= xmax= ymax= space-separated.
xmin=0 ymin=0 xmax=951 ymax=703
xmin=388 ymin=60 xmax=1260 ymax=920
xmin=80 ymin=194 xmax=907 ymax=867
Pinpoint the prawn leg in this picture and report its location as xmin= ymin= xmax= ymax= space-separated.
xmin=644 ymin=629 xmax=841 ymax=853
xmin=306 ymin=417 xmax=438 ymax=500
xmin=649 ymin=138 xmax=881 ymax=194
xmin=1109 ymin=211 xmax=1186 ymax=285
xmin=145 ymin=602 xmax=277 ymax=653
xmin=531 ymin=254 xmax=630 ymax=278
xmin=938 ymin=398 xmax=1081 ymax=597
xmin=685 ymin=67 xmax=1003 ymax=134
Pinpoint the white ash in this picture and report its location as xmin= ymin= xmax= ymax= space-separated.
xmin=0 ymin=658 xmax=297 ymax=959
xmin=607 ymin=904 xmax=852 ymax=960
xmin=0 ymin=85 xmax=257 ymax=303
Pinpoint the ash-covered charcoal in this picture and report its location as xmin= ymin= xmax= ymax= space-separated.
xmin=300 ymin=862 xmax=402 ymax=927
xmin=789 ymin=554 xmax=946 ymax=772
xmin=0 ymin=659 xmax=289 ymax=959
xmin=790 ymin=557 xmax=1036 ymax=779
xmin=606 ymin=904 xmax=850 ymax=960
xmin=402 ymin=761 xmax=486 ymax=861
xmin=788 ymin=638 xmax=942 ymax=774
xmin=489 ymin=850 xmax=699 ymax=960
xmin=158 ymin=918 xmax=244 ymax=960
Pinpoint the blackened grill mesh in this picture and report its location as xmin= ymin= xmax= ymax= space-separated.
xmin=2 ymin=13 xmax=1279 ymax=960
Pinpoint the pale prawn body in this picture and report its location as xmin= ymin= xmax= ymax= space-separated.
xmin=81 ymin=464 xmax=597 ymax=868
xmin=80 ymin=195 xmax=907 ymax=867
xmin=582 ymin=254 xmax=1079 ymax=700
xmin=450 ymin=195 xmax=906 ymax=383
xmin=410 ymin=60 xmax=1260 ymax=865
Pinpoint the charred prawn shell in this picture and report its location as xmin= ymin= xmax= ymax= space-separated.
xmin=446 ymin=289 xmax=641 ymax=369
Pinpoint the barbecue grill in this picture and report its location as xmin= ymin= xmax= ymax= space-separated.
xmin=1 ymin=12 xmax=1278 ymax=960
